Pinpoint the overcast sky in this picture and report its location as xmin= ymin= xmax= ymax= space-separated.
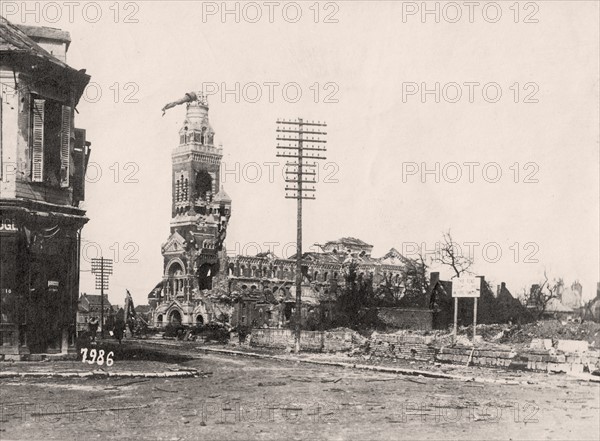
xmin=5 ymin=1 xmax=598 ymax=306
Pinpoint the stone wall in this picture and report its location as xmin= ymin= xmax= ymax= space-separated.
xmin=436 ymin=346 xmax=515 ymax=367
xmin=370 ymin=333 xmax=437 ymax=361
xmin=248 ymin=328 xmax=600 ymax=376
xmin=249 ymin=328 xmax=355 ymax=352
xmin=373 ymin=308 xmax=433 ymax=330
xmin=436 ymin=344 xmax=600 ymax=374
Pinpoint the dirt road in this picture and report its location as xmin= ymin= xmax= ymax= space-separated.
xmin=1 ymin=341 xmax=598 ymax=440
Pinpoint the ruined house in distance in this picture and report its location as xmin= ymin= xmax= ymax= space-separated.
xmin=228 ymin=238 xmax=410 ymax=329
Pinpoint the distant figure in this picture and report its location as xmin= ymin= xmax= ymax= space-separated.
xmin=113 ymin=309 xmax=126 ymax=344
xmin=88 ymin=317 xmax=99 ymax=343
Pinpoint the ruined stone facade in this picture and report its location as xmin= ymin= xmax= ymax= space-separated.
xmin=1 ymin=19 xmax=91 ymax=354
xmin=227 ymin=239 xmax=411 ymax=329
xmin=227 ymin=238 xmax=409 ymax=299
xmin=151 ymin=97 xmax=232 ymax=327
xmin=148 ymin=101 xmax=410 ymax=329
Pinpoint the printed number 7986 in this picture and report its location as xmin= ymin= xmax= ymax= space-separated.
xmin=80 ymin=348 xmax=114 ymax=366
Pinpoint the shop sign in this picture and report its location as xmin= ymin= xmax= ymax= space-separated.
xmin=0 ymin=218 xmax=17 ymax=233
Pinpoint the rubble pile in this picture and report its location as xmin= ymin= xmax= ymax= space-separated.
xmin=499 ymin=321 xmax=600 ymax=346
xmin=443 ymin=320 xmax=600 ymax=348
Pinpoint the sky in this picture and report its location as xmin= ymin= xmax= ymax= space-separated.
xmin=4 ymin=1 xmax=598 ymax=307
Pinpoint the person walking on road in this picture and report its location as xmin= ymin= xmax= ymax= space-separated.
xmin=88 ymin=317 xmax=99 ymax=343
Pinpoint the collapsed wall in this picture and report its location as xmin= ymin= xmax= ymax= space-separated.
xmin=247 ymin=328 xmax=600 ymax=375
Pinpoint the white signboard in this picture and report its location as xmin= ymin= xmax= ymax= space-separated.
xmin=452 ymin=277 xmax=480 ymax=298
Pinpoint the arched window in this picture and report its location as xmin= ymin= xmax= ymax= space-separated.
xmin=323 ymin=272 xmax=328 ymax=281
xmin=195 ymin=171 xmax=212 ymax=200
xmin=314 ymin=271 xmax=319 ymax=282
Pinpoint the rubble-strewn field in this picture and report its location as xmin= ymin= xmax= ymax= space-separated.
xmin=1 ymin=340 xmax=599 ymax=441
xmin=375 ymin=320 xmax=600 ymax=349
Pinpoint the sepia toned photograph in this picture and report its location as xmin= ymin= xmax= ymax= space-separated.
xmin=0 ymin=1 xmax=599 ymax=440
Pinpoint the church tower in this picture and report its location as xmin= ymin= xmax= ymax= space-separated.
xmin=159 ymin=94 xmax=231 ymax=321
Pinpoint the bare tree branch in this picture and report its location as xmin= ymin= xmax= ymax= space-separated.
xmin=528 ymin=270 xmax=560 ymax=319
xmin=434 ymin=230 xmax=474 ymax=278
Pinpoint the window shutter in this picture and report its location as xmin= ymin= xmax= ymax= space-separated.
xmin=60 ymin=105 xmax=72 ymax=187
xmin=31 ymin=99 xmax=45 ymax=182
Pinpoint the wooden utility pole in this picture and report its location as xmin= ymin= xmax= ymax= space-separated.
xmin=276 ymin=118 xmax=327 ymax=353
xmin=91 ymin=257 xmax=113 ymax=338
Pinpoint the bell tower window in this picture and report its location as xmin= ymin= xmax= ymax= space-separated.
xmin=195 ymin=170 xmax=212 ymax=201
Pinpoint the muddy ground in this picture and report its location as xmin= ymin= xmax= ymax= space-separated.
xmin=1 ymin=340 xmax=599 ymax=440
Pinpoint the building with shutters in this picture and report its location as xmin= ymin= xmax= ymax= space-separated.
xmin=0 ymin=17 xmax=91 ymax=356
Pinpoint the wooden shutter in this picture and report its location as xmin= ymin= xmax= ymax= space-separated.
xmin=73 ymin=128 xmax=88 ymax=204
xmin=60 ymin=105 xmax=72 ymax=187
xmin=0 ymin=95 xmax=2 ymax=181
xmin=31 ymin=99 xmax=45 ymax=182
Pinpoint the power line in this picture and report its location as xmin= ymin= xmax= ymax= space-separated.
xmin=275 ymin=118 xmax=327 ymax=353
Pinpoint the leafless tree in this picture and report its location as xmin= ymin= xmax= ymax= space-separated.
xmin=529 ymin=271 xmax=561 ymax=319
xmin=396 ymin=253 xmax=430 ymax=307
xmin=434 ymin=230 xmax=474 ymax=278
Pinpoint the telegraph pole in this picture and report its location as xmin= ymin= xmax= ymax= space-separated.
xmin=91 ymin=257 xmax=113 ymax=338
xmin=101 ymin=258 xmax=104 ymax=337
xmin=276 ymin=118 xmax=327 ymax=352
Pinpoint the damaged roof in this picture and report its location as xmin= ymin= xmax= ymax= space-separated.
xmin=325 ymin=237 xmax=372 ymax=247
xmin=1 ymin=16 xmax=67 ymax=67
xmin=0 ymin=16 xmax=90 ymax=101
xmin=17 ymin=24 xmax=71 ymax=47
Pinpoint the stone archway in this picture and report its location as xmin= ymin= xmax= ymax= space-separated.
xmin=196 ymin=315 xmax=204 ymax=325
xmin=169 ymin=309 xmax=182 ymax=324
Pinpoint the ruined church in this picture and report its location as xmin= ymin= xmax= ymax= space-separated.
xmin=149 ymin=94 xmax=232 ymax=326
xmin=148 ymin=93 xmax=410 ymax=329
